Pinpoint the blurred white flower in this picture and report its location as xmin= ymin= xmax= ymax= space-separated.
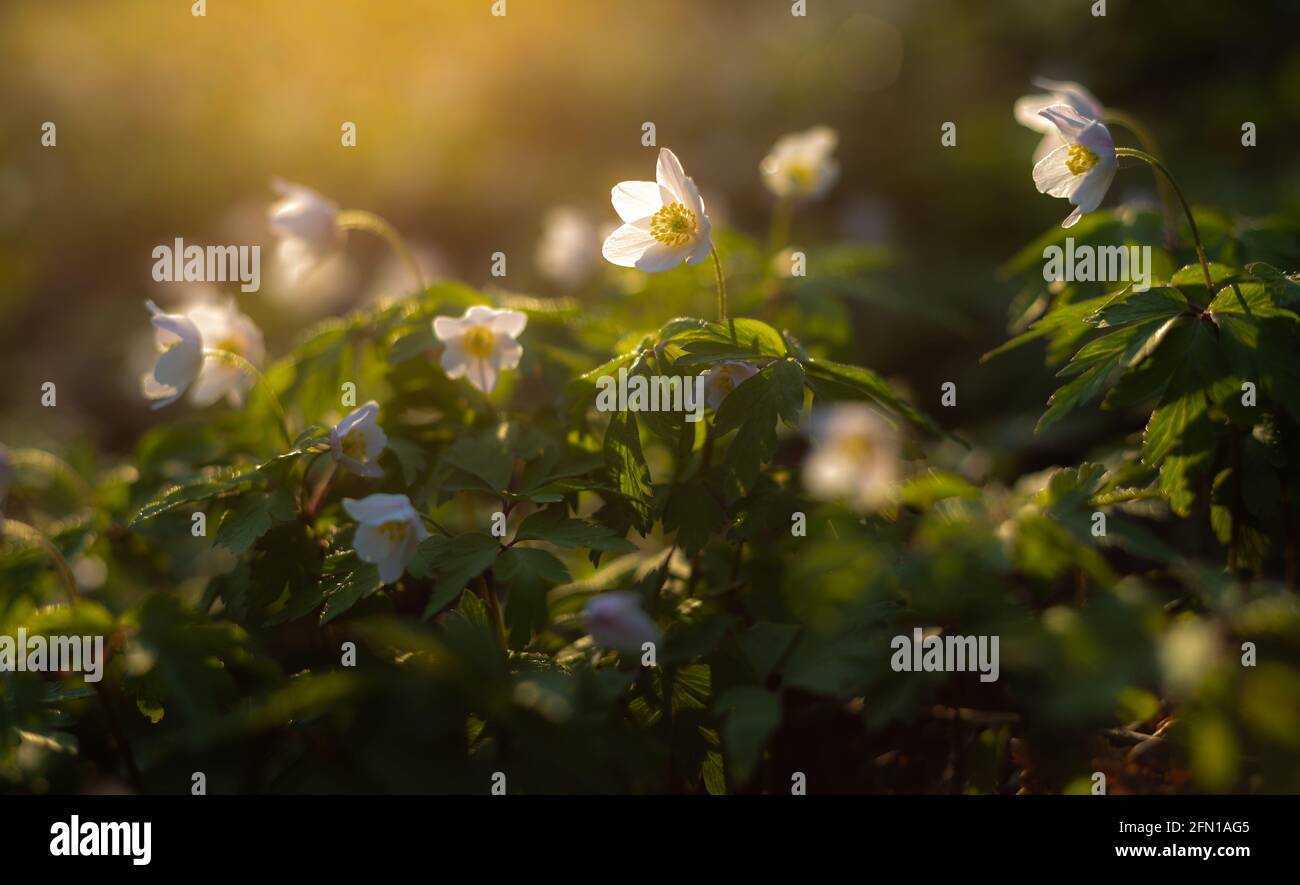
xmin=329 ymin=401 xmax=387 ymax=478
xmin=185 ymin=298 xmax=266 ymax=407
xmin=433 ymin=305 xmax=527 ymax=395
xmin=602 ymin=148 xmax=713 ymax=272
xmin=1032 ymin=105 xmax=1117 ymax=229
xmin=342 ymin=493 xmax=428 ymax=585
xmin=583 ymin=592 xmax=660 ymax=655
xmin=803 ymin=403 xmax=900 ymax=512
xmin=760 ymin=126 xmax=840 ymax=200
xmin=140 ymin=300 xmax=204 ymax=410
xmin=1159 ymin=617 xmax=1223 ymax=699
xmin=267 ymin=178 xmax=341 ymax=287
xmin=535 ymin=206 xmax=601 ymax=288
xmin=1015 ymin=78 xmax=1105 ymax=164
xmin=700 ymin=360 xmax=759 ymax=410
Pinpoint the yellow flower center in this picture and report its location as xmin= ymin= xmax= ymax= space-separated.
xmin=788 ymin=163 xmax=815 ymax=190
xmin=376 ymin=520 xmax=409 ymax=542
xmin=834 ymin=434 xmax=876 ymax=463
xmin=340 ymin=428 xmax=366 ymax=460
xmin=1066 ymin=143 xmax=1099 ymax=176
xmin=649 ymin=202 xmax=698 ymax=247
xmin=462 ymin=325 xmax=496 ymax=359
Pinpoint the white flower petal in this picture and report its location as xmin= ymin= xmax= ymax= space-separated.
xmin=602 ymin=220 xmax=659 ymax=267
xmin=655 ymin=148 xmax=692 ymax=203
xmin=343 ymin=493 xmax=414 ymax=524
xmin=1032 ymin=144 xmax=1079 ymax=198
xmin=611 ymin=181 xmax=663 ymax=224
xmin=466 ymin=356 xmax=499 ymax=394
xmin=432 ymin=315 xmax=466 ymax=341
xmin=488 ymin=309 xmax=527 ymax=338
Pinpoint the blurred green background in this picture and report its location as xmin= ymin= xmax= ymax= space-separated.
xmin=2 ymin=0 xmax=1299 ymax=472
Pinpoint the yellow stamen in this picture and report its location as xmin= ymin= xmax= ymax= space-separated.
xmin=462 ymin=325 xmax=495 ymax=359
xmin=649 ymin=202 xmax=698 ymax=247
xmin=1066 ymin=143 xmax=1099 ymax=176
xmin=340 ymin=428 xmax=366 ymax=460
xmin=376 ymin=520 xmax=409 ymax=542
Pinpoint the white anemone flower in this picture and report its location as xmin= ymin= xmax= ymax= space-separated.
xmin=602 ymin=148 xmax=713 ymax=272
xmin=1032 ymin=105 xmax=1118 ymax=229
xmin=760 ymin=126 xmax=840 ymax=201
xmin=582 ymin=592 xmax=660 ymax=655
xmin=329 ymin=401 xmax=387 ymax=478
xmin=700 ymin=360 xmax=759 ymax=410
xmin=140 ymin=300 xmax=204 ymax=410
xmin=342 ymin=493 xmax=429 ymax=586
xmin=267 ymin=178 xmax=341 ymax=286
xmin=185 ymin=298 xmax=266 ymax=407
xmin=432 ymin=305 xmax=527 ymax=395
xmin=1014 ymin=78 xmax=1105 ymax=164
xmin=535 ymin=206 xmax=601 ymax=288
xmin=803 ymin=403 xmax=900 ymax=512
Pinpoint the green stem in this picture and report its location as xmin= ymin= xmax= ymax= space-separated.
xmin=710 ymin=248 xmax=728 ymax=323
xmin=1 ymin=518 xmax=79 ymax=604
xmin=203 ymin=349 xmax=292 ymax=447
xmin=768 ymin=195 xmax=793 ymax=255
xmin=1104 ymin=110 xmax=1178 ymax=245
xmin=337 ymin=209 xmax=427 ymax=292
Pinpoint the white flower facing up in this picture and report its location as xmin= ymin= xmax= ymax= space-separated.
xmin=140 ymin=300 xmax=204 ymax=410
xmin=602 ymin=148 xmax=713 ymax=272
xmin=185 ymin=298 xmax=267 ymax=407
xmin=1032 ymin=105 xmax=1118 ymax=229
xmin=803 ymin=403 xmax=900 ymax=512
xmin=343 ymin=493 xmax=429 ymax=586
xmin=760 ymin=126 xmax=840 ymax=201
xmin=1014 ymin=78 xmax=1104 ymax=164
xmin=329 ymin=401 xmax=387 ymax=478
xmin=267 ymin=178 xmax=341 ymax=287
xmin=535 ymin=206 xmax=601 ymax=289
xmin=582 ymin=592 xmax=660 ymax=656
xmin=433 ymin=305 xmax=527 ymax=395
xmin=700 ymin=360 xmax=759 ymax=410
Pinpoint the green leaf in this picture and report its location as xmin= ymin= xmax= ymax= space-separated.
xmin=410 ymin=533 xmax=502 ymax=619
xmin=129 ymin=466 xmax=264 ymax=527
xmin=715 ymin=359 xmax=805 ymax=496
xmin=442 ymin=432 xmax=514 ymax=494
xmin=1037 ymin=316 xmax=1171 ymax=432
xmin=213 ymin=491 xmax=293 ymax=555
xmin=1087 ymin=286 xmax=1187 ymax=328
xmin=603 ymin=411 xmax=653 ymax=533
xmin=715 ymin=686 xmax=780 ymax=783
xmin=667 ymin=318 xmax=788 ymax=366
xmin=320 ymin=562 xmax=383 ymax=624
xmin=662 ymin=476 xmax=727 ymax=556
xmin=513 ymin=508 xmax=635 ymax=552
xmin=803 ymin=357 xmax=945 ymax=438
xmin=495 ymin=548 xmax=569 ymax=646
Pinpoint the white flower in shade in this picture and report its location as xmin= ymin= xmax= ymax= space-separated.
xmin=1014 ymin=78 xmax=1104 ymax=164
xmin=700 ymin=360 xmax=759 ymax=410
xmin=140 ymin=300 xmax=204 ymax=410
xmin=329 ymin=401 xmax=387 ymax=478
xmin=1032 ymin=105 xmax=1118 ymax=229
xmin=582 ymin=592 xmax=660 ymax=655
xmin=267 ymin=178 xmax=341 ymax=286
xmin=803 ymin=403 xmax=900 ymax=512
xmin=432 ymin=305 xmax=527 ymax=395
xmin=760 ymin=126 xmax=840 ymax=200
xmin=342 ymin=493 xmax=429 ymax=585
xmin=535 ymin=206 xmax=601 ymax=288
xmin=185 ymin=298 xmax=266 ymax=407
xmin=602 ymin=148 xmax=713 ymax=272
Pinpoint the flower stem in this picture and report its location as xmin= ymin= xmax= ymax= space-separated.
xmin=1105 ymin=110 xmax=1179 ymax=246
xmin=337 ymin=209 xmax=427 ymax=292
xmin=710 ymin=248 xmax=728 ymax=323
xmin=768 ymin=195 xmax=793 ymax=255
xmin=203 ymin=349 xmax=292 ymax=448
xmin=1114 ymin=147 xmax=1248 ymax=314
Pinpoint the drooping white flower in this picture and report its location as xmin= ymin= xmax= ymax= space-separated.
xmin=329 ymin=401 xmax=387 ymax=478
xmin=700 ymin=360 xmax=759 ymax=410
xmin=432 ymin=305 xmax=527 ymax=395
xmin=140 ymin=300 xmax=204 ymax=410
xmin=535 ymin=206 xmax=601 ymax=288
xmin=582 ymin=592 xmax=660 ymax=655
xmin=342 ymin=493 xmax=429 ymax=586
xmin=760 ymin=126 xmax=840 ymax=201
xmin=267 ymin=178 xmax=341 ymax=286
xmin=602 ymin=148 xmax=713 ymax=272
xmin=1014 ymin=78 xmax=1105 ymax=164
xmin=1032 ymin=105 xmax=1118 ymax=229
xmin=803 ymin=403 xmax=900 ymax=512
xmin=185 ymin=298 xmax=266 ymax=407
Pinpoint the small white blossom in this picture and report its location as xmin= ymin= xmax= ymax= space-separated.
xmin=432 ymin=305 xmax=527 ymax=395
xmin=343 ymin=493 xmax=429 ymax=586
xmin=1015 ymin=78 xmax=1105 ymax=164
xmin=583 ymin=592 xmax=660 ymax=655
xmin=140 ymin=300 xmax=204 ymax=410
xmin=185 ymin=298 xmax=266 ymax=407
xmin=700 ymin=361 xmax=759 ymax=410
xmin=329 ymin=401 xmax=387 ymax=478
xmin=1032 ymin=104 xmax=1118 ymax=229
xmin=760 ymin=126 xmax=840 ymax=201
xmin=535 ymin=206 xmax=601 ymax=288
xmin=803 ymin=403 xmax=900 ymax=512
xmin=602 ymin=148 xmax=713 ymax=272
xmin=267 ymin=178 xmax=341 ymax=286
